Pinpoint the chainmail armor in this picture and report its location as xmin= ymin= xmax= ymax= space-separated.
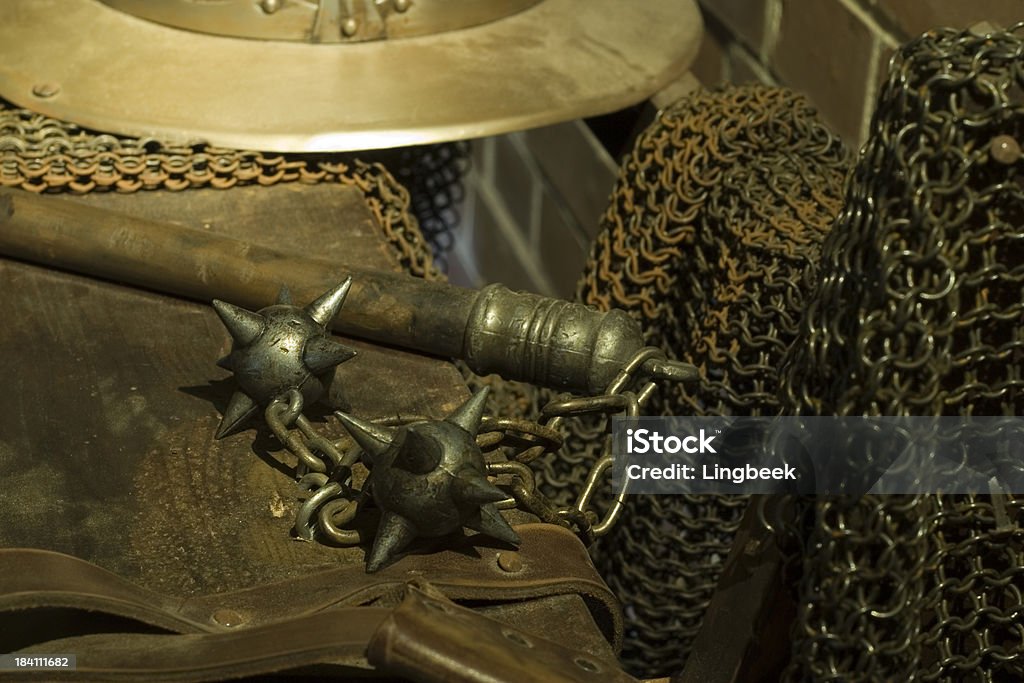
xmin=528 ymin=85 xmax=850 ymax=677
xmin=363 ymin=141 xmax=471 ymax=271
xmin=0 ymin=99 xmax=442 ymax=280
xmin=780 ymin=25 xmax=1024 ymax=683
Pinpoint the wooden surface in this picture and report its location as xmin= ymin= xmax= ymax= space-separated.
xmin=0 ymin=183 xmax=471 ymax=596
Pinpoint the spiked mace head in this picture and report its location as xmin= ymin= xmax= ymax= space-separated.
xmin=212 ymin=279 xmax=357 ymax=438
xmin=335 ymin=387 xmax=520 ymax=573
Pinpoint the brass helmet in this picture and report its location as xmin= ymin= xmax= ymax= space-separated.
xmin=0 ymin=0 xmax=701 ymax=151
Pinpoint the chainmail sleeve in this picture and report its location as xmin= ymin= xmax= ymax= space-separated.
xmin=574 ymin=85 xmax=851 ymax=677
xmin=780 ymin=25 xmax=1024 ymax=683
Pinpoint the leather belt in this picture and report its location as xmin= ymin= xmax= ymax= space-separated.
xmin=1 ymin=524 xmax=625 ymax=681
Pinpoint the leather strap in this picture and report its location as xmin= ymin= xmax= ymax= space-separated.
xmin=0 ymin=525 xmax=619 ymax=648
xmin=1 ymin=524 xmax=622 ymax=680
xmin=368 ymin=584 xmax=637 ymax=683
xmin=0 ymin=549 xmax=208 ymax=636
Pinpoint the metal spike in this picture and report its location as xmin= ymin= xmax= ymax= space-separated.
xmin=366 ymin=511 xmax=416 ymax=573
xmin=303 ymin=336 xmax=356 ymax=374
xmin=465 ymin=504 xmax=520 ymax=546
xmin=212 ymin=299 xmax=265 ymax=346
xmin=276 ymin=284 xmax=293 ymax=305
xmin=215 ymin=390 xmax=258 ymax=439
xmin=452 ymin=472 xmax=507 ymax=505
xmin=305 ymin=277 xmax=353 ymax=328
xmin=445 ymin=386 xmax=489 ymax=436
xmin=215 ymin=353 xmax=233 ymax=370
xmin=334 ymin=411 xmax=398 ymax=462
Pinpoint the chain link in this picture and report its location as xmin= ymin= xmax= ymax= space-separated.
xmin=264 ymin=347 xmax=676 ymax=549
xmin=264 ymin=391 xmax=364 ymax=545
xmin=0 ymin=100 xmax=442 ymax=281
xmin=480 ymin=347 xmax=661 ymax=544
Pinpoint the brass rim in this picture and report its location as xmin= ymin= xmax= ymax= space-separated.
xmin=0 ymin=0 xmax=702 ymax=152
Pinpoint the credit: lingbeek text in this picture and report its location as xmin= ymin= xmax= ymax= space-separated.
xmin=625 ymin=462 xmax=796 ymax=483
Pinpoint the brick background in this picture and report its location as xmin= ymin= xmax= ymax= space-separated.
xmin=694 ymin=0 xmax=1022 ymax=144
xmin=702 ymin=0 xmax=772 ymax=52
xmin=773 ymin=0 xmax=878 ymax=141
xmin=450 ymin=123 xmax=616 ymax=298
xmin=873 ymin=0 xmax=1023 ymax=37
xmin=451 ymin=0 xmax=1022 ymax=296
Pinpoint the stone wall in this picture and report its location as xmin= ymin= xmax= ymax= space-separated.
xmin=693 ymin=0 xmax=1022 ymax=143
xmin=449 ymin=1 xmax=1022 ymax=296
xmin=448 ymin=121 xmax=618 ymax=298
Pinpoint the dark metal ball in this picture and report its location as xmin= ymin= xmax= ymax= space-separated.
xmin=370 ymin=421 xmax=487 ymax=538
xmin=230 ymin=304 xmax=332 ymax=405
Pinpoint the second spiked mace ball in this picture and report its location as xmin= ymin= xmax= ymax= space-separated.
xmin=335 ymin=387 xmax=521 ymax=573
xmin=212 ymin=279 xmax=358 ymax=438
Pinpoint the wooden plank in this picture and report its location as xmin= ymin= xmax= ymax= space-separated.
xmin=0 ymin=184 xmax=469 ymax=595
